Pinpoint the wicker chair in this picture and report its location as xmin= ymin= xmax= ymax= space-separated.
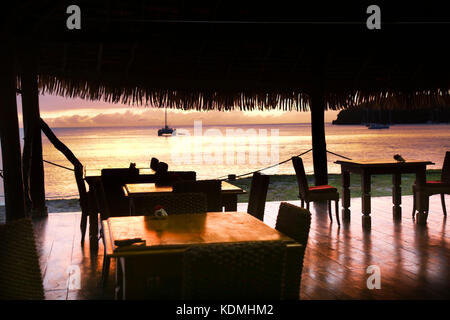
xmin=275 ymin=202 xmax=311 ymax=298
xmin=173 ymin=180 xmax=222 ymax=212
xmin=0 ymin=218 xmax=44 ymax=300
xmin=247 ymin=172 xmax=270 ymax=221
xmin=292 ymin=156 xmax=340 ymax=225
xmin=182 ymin=241 xmax=286 ymax=300
xmin=412 ymin=151 xmax=450 ymax=217
xmin=131 ymin=192 xmax=207 ymax=215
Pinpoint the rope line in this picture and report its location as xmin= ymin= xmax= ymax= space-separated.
xmin=326 ymin=150 xmax=352 ymax=160
xmin=43 ymin=160 xmax=74 ymax=171
xmin=216 ymin=148 xmax=313 ymax=180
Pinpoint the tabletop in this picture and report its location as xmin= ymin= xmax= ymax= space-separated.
xmin=123 ymin=181 xmax=245 ymax=197
xmin=335 ymin=159 xmax=434 ymax=167
xmin=103 ymin=212 xmax=293 ymax=255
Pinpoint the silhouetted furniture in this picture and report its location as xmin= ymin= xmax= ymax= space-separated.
xmin=412 ymin=151 xmax=450 ymax=218
xmin=150 ymin=157 xmax=159 ymax=171
xmin=247 ymin=172 xmax=270 ymax=221
xmin=131 ymin=193 xmax=207 ymax=215
xmin=124 ymin=181 xmax=245 ymax=212
xmin=182 ymin=242 xmax=286 ymax=300
xmin=88 ymin=176 xmax=112 ymax=287
xmin=0 ymin=218 xmax=44 ymax=299
xmin=275 ymin=202 xmax=311 ymax=298
xmin=335 ymin=159 xmax=434 ymax=227
xmin=173 ymin=180 xmax=222 ymax=212
xmin=292 ymin=156 xmax=340 ymax=225
xmin=102 ymin=212 xmax=299 ymax=299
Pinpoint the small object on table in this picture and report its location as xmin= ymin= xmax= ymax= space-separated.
xmin=394 ymin=154 xmax=405 ymax=162
xmin=114 ymin=238 xmax=146 ymax=247
xmin=151 ymin=205 xmax=168 ymax=219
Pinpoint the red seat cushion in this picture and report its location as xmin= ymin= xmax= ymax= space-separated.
xmin=309 ymin=185 xmax=337 ymax=192
xmin=427 ymin=180 xmax=442 ymax=184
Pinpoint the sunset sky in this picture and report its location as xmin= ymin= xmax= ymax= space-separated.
xmin=16 ymin=94 xmax=340 ymax=127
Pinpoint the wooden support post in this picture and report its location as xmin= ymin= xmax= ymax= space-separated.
xmin=310 ymin=89 xmax=328 ymax=186
xmin=0 ymin=40 xmax=27 ymax=221
xmin=20 ymin=47 xmax=48 ymax=217
xmin=310 ymin=54 xmax=328 ymax=186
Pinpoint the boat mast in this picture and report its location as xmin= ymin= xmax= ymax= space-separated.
xmin=164 ymin=106 xmax=167 ymax=128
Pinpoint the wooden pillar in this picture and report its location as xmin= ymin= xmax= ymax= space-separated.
xmin=310 ymin=87 xmax=328 ymax=186
xmin=0 ymin=40 xmax=27 ymax=221
xmin=20 ymin=48 xmax=48 ymax=217
xmin=310 ymin=52 xmax=328 ymax=186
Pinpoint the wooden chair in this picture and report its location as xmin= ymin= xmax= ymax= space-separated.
xmin=182 ymin=241 xmax=286 ymax=300
xmin=131 ymin=193 xmax=207 ymax=215
xmin=275 ymin=202 xmax=311 ymax=298
xmin=292 ymin=156 xmax=340 ymax=225
xmin=0 ymin=218 xmax=44 ymax=299
xmin=247 ymin=172 xmax=270 ymax=221
xmin=173 ymin=180 xmax=222 ymax=212
xmin=412 ymin=151 xmax=450 ymax=217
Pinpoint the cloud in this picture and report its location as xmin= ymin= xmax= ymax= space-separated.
xmin=41 ymin=108 xmax=333 ymax=127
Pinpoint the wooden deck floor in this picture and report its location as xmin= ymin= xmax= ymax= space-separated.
xmin=32 ymin=194 xmax=450 ymax=300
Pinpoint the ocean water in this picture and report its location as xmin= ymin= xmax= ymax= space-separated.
xmin=0 ymin=123 xmax=449 ymax=204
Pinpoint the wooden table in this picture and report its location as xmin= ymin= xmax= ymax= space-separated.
xmin=103 ymin=212 xmax=301 ymax=299
xmin=335 ymin=159 xmax=434 ymax=227
xmin=123 ymin=181 xmax=246 ymax=211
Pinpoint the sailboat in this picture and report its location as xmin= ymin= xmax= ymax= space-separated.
xmin=157 ymin=106 xmax=176 ymax=136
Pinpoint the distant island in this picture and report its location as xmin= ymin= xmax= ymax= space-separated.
xmin=332 ymin=105 xmax=450 ymax=125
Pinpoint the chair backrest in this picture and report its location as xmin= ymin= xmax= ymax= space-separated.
xmin=275 ymin=202 xmax=311 ymax=247
xmin=441 ymin=151 xmax=450 ymax=183
xmin=0 ymin=219 xmax=44 ymax=300
xmin=275 ymin=202 xmax=311 ymax=298
xmin=101 ymin=168 xmax=155 ymax=217
xmin=90 ymin=177 xmax=111 ymax=219
xmin=182 ymin=241 xmax=286 ymax=300
xmin=132 ymin=192 xmax=207 ymax=215
xmin=247 ymin=172 xmax=270 ymax=221
xmin=150 ymin=157 xmax=159 ymax=171
xmin=292 ymin=156 xmax=309 ymax=199
xmin=173 ymin=180 xmax=222 ymax=212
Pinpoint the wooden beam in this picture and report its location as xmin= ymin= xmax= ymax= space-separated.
xmin=0 ymin=40 xmax=27 ymax=221
xmin=20 ymin=46 xmax=48 ymax=217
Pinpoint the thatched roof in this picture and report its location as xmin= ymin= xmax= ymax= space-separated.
xmin=7 ymin=0 xmax=450 ymax=111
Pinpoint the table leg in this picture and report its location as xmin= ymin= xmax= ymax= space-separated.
xmin=392 ymin=172 xmax=402 ymax=220
xmin=89 ymin=210 xmax=99 ymax=249
xmin=342 ymin=170 xmax=351 ymax=221
xmin=115 ymin=257 xmax=124 ymax=300
xmin=361 ymin=172 xmax=371 ymax=229
xmin=222 ymin=194 xmax=237 ymax=211
xmin=415 ymin=168 xmax=428 ymax=225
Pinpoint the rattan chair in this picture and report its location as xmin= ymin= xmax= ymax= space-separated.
xmin=173 ymin=180 xmax=222 ymax=212
xmin=247 ymin=172 xmax=270 ymax=221
xmin=182 ymin=241 xmax=286 ymax=300
xmin=131 ymin=192 xmax=207 ymax=215
xmin=412 ymin=151 xmax=450 ymax=217
xmin=0 ymin=218 xmax=44 ymax=300
xmin=292 ymin=156 xmax=340 ymax=225
xmin=275 ymin=202 xmax=311 ymax=298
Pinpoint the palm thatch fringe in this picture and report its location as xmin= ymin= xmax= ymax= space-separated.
xmin=25 ymin=75 xmax=450 ymax=111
